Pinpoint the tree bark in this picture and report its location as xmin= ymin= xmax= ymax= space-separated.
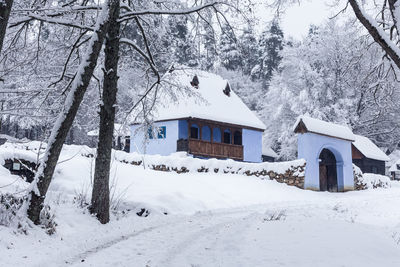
xmin=348 ymin=0 xmax=400 ymax=69
xmin=0 ymin=0 xmax=13 ymax=55
xmin=27 ymin=1 xmax=115 ymax=225
xmin=90 ymin=0 xmax=120 ymax=224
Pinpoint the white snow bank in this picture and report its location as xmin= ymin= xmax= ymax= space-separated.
xmin=294 ymin=115 xmax=355 ymax=141
xmin=112 ymin=150 xmax=304 ymax=176
xmin=358 ymin=173 xmax=391 ymax=189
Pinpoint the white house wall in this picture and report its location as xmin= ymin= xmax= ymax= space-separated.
xmin=130 ymin=120 xmax=179 ymax=156
xmin=242 ymin=129 xmax=262 ymax=163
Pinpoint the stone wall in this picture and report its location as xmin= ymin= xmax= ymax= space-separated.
xmin=112 ymin=155 xmax=306 ymax=189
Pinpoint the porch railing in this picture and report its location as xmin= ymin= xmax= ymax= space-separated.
xmin=177 ymin=138 xmax=243 ymax=160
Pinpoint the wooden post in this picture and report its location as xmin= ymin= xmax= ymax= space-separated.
xmin=199 ymin=122 xmax=202 ymax=140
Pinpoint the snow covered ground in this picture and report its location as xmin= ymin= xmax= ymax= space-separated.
xmin=1 ymin=143 xmax=400 ymax=266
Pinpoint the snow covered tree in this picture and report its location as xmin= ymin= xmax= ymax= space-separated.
xmin=219 ymin=24 xmax=242 ymax=71
xmin=348 ymin=0 xmax=400 ymax=70
xmin=200 ymin=23 xmax=218 ymax=70
xmin=239 ymin=25 xmax=258 ymax=75
xmin=0 ymin=0 xmax=13 ymax=56
xmin=166 ymin=16 xmax=198 ymax=67
xmin=251 ymin=20 xmax=284 ymax=87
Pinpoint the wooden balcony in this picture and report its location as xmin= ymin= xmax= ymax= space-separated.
xmin=177 ymin=138 xmax=243 ymax=161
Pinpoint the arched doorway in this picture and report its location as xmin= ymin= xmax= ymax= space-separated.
xmin=319 ymin=148 xmax=338 ymax=192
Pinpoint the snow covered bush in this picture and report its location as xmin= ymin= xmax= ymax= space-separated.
xmin=359 ymin=173 xmax=391 ymax=189
xmin=0 ymin=193 xmax=23 ymax=227
xmin=39 ymin=205 xmax=57 ymax=235
xmin=354 ymin=165 xmax=390 ymax=190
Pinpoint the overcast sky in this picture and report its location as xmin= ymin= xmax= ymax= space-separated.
xmin=258 ymin=0 xmax=346 ymax=39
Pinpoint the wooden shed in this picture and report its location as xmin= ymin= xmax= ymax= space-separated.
xmin=351 ymin=134 xmax=389 ymax=175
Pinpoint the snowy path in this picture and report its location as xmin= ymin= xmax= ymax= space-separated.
xmin=62 ymin=201 xmax=400 ymax=267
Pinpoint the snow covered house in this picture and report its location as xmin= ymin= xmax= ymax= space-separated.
xmin=87 ymin=123 xmax=131 ymax=152
xmin=130 ymin=67 xmax=266 ymax=162
xmin=294 ymin=116 xmax=355 ymax=192
xmin=351 ymin=135 xmax=389 ymax=175
xmin=389 ymin=160 xmax=400 ymax=180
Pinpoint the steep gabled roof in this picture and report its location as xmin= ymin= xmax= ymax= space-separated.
xmin=293 ymin=115 xmax=355 ymax=141
xmin=353 ymin=134 xmax=390 ymax=162
xmin=147 ymin=66 xmax=266 ymax=130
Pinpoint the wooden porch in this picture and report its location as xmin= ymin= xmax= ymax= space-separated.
xmin=177 ymin=139 xmax=243 ymax=160
xmin=176 ymin=118 xmax=245 ymax=161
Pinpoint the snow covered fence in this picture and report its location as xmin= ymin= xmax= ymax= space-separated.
xmin=353 ymin=165 xmax=390 ymax=190
xmin=108 ymin=151 xmax=306 ymax=189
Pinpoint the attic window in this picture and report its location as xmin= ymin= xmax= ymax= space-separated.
xmin=190 ymin=75 xmax=199 ymax=88
xmin=223 ymin=83 xmax=231 ymax=96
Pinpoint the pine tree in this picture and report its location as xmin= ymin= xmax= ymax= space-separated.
xmin=251 ymin=20 xmax=284 ymax=87
xmin=201 ymin=26 xmax=218 ymax=70
xmin=219 ymin=24 xmax=242 ymax=71
xmin=239 ymin=26 xmax=258 ymax=75
xmin=168 ymin=16 xmax=198 ymax=67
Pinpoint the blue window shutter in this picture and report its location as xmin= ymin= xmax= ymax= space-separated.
xmin=158 ymin=126 xmax=166 ymax=139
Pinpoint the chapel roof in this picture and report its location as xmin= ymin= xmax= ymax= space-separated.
xmin=293 ymin=115 xmax=355 ymax=141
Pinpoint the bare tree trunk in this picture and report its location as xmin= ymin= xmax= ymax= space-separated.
xmin=90 ymin=0 xmax=120 ymax=224
xmin=0 ymin=0 xmax=13 ymax=55
xmin=27 ymin=1 xmax=114 ymax=225
xmin=348 ymin=0 xmax=400 ymax=69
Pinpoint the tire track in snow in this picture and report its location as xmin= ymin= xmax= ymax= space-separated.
xmin=61 ymin=209 xmax=256 ymax=266
xmin=156 ymin=212 xmax=261 ymax=267
xmin=63 ymin=224 xmax=165 ymax=265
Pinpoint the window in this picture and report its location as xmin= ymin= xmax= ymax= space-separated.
xmin=223 ymin=129 xmax=231 ymax=144
xmin=124 ymin=137 xmax=130 ymax=152
xmin=157 ymin=126 xmax=166 ymax=139
xmin=202 ymin=126 xmax=211 ymax=141
xmin=148 ymin=126 xmax=166 ymax=139
xmin=213 ymin=128 xmax=221 ymax=143
xmin=148 ymin=127 xmax=154 ymax=139
xmin=190 ymin=124 xmax=199 ymax=139
xmin=233 ymin=130 xmax=242 ymax=145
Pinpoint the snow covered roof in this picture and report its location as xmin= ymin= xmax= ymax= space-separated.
xmin=353 ymin=134 xmax=390 ymax=162
xmin=262 ymin=146 xmax=278 ymax=158
xmin=293 ymin=115 xmax=355 ymax=141
xmin=87 ymin=123 xmax=130 ymax=137
xmin=262 ymin=135 xmax=278 ymax=158
xmin=146 ymin=66 xmax=266 ymax=130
